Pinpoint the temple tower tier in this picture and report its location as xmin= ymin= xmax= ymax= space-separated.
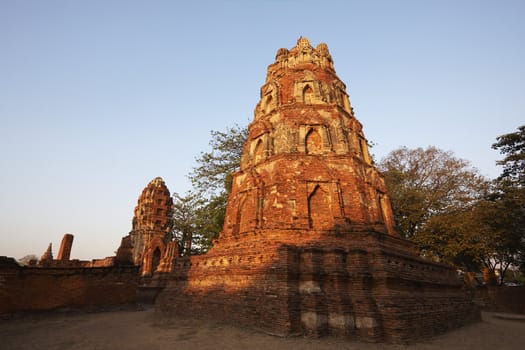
xmin=156 ymin=37 xmax=480 ymax=343
xmin=224 ymin=36 xmax=396 ymax=238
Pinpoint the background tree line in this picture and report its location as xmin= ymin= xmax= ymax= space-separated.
xmin=171 ymin=123 xmax=525 ymax=285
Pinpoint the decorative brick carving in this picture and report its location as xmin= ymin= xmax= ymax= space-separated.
xmin=156 ymin=241 xmax=179 ymax=273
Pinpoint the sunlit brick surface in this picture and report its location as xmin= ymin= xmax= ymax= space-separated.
xmin=156 ymin=38 xmax=480 ymax=342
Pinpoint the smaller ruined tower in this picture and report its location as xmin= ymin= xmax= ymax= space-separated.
xmin=128 ymin=177 xmax=174 ymax=276
xmin=38 ymin=243 xmax=53 ymax=266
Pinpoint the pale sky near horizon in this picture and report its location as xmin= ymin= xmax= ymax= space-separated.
xmin=1 ymin=0 xmax=524 ymax=260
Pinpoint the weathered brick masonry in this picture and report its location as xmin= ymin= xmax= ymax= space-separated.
xmin=128 ymin=177 xmax=175 ymax=278
xmin=0 ymin=177 xmax=177 ymax=314
xmin=156 ymin=36 xmax=479 ymax=342
xmin=0 ymin=256 xmax=138 ymax=314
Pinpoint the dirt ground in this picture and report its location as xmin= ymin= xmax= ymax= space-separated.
xmin=1 ymin=307 xmax=524 ymax=350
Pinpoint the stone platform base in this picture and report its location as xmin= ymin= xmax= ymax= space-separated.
xmin=155 ymin=230 xmax=480 ymax=343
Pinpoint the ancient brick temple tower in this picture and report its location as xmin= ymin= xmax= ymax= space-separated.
xmin=128 ymin=177 xmax=175 ymax=276
xmin=223 ymin=36 xmax=396 ymax=238
xmin=156 ymin=37 xmax=479 ymax=342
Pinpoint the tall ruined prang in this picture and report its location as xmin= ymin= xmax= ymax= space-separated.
xmin=223 ymin=36 xmax=395 ymax=240
xmin=156 ymin=37 xmax=480 ymax=343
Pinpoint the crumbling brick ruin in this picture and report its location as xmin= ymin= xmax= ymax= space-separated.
xmin=36 ymin=233 xmax=118 ymax=268
xmin=125 ymin=177 xmax=176 ymax=278
xmin=114 ymin=177 xmax=177 ymax=300
xmin=0 ymin=177 xmax=176 ymax=314
xmin=155 ymin=37 xmax=480 ymax=342
xmin=0 ymin=234 xmax=138 ymax=314
xmin=57 ymin=233 xmax=74 ymax=261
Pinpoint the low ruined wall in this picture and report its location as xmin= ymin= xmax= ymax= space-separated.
xmin=38 ymin=257 xmax=116 ymax=268
xmin=474 ymin=286 xmax=525 ymax=314
xmin=157 ymin=243 xmax=295 ymax=335
xmin=0 ymin=257 xmax=139 ymax=314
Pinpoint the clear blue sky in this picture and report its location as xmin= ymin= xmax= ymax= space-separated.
xmin=1 ymin=0 xmax=523 ymax=260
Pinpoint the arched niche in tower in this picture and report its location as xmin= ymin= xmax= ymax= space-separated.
xmin=332 ymin=80 xmax=351 ymax=113
xmin=293 ymin=71 xmax=325 ymax=104
xmin=235 ymin=191 xmax=257 ymax=235
xmin=303 ymin=84 xmax=314 ymax=104
xmin=254 ymin=139 xmax=265 ymax=164
xmin=375 ymin=190 xmax=396 ymax=235
xmin=307 ymin=183 xmax=333 ymax=230
xmin=305 ymin=128 xmax=323 ymax=154
xmin=299 ymin=125 xmax=332 ymax=154
xmin=250 ymin=132 xmax=272 ymax=165
xmin=341 ymin=91 xmax=351 ymax=113
xmin=358 ymin=136 xmax=372 ymax=164
xmin=141 ymin=237 xmax=166 ymax=276
xmin=152 ymin=247 xmax=161 ymax=273
xmin=263 ymin=94 xmax=273 ymax=111
xmin=231 ymin=192 xmax=244 ymax=238
xmin=258 ymin=81 xmax=280 ymax=116
xmin=375 ymin=191 xmax=385 ymax=224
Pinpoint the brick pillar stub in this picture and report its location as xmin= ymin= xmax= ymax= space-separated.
xmin=57 ymin=234 xmax=74 ymax=261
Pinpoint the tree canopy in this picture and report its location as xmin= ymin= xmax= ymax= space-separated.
xmin=379 ymin=131 xmax=525 ymax=284
xmin=492 ymin=125 xmax=525 ymax=186
xmin=171 ymin=192 xmax=202 ymax=256
xmin=188 ymin=124 xmax=248 ymax=197
xmin=378 ymin=146 xmax=487 ymax=239
xmin=379 ymin=146 xmax=492 ymax=273
xmin=489 ymin=125 xmax=525 ymax=278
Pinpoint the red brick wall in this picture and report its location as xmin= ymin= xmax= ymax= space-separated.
xmin=156 ymin=231 xmax=480 ymax=343
xmin=474 ymin=286 xmax=525 ymax=314
xmin=0 ymin=257 xmax=139 ymax=314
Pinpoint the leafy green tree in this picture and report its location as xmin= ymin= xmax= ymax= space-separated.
xmin=492 ymin=125 xmax=525 ymax=186
xmin=175 ymin=124 xmax=248 ymax=255
xmin=172 ymin=191 xmax=230 ymax=256
xmin=414 ymin=194 xmax=521 ymax=284
xmin=379 ymin=146 xmax=492 ymax=273
xmin=476 ymin=196 xmax=524 ymax=284
xmin=490 ymin=125 xmax=525 ymax=277
xmin=171 ymin=192 xmax=203 ymax=256
xmin=189 ymin=124 xmax=248 ymax=197
xmin=193 ymin=193 xmax=228 ymax=253
xmin=379 ymin=128 xmax=525 ymax=284
xmin=413 ymin=207 xmax=488 ymax=271
xmin=379 ymin=146 xmax=488 ymax=239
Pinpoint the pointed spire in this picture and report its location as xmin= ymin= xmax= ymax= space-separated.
xmin=38 ymin=243 xmax=53 ymax=266
xmin=271 ymin=36 xmax=334 ymax=73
